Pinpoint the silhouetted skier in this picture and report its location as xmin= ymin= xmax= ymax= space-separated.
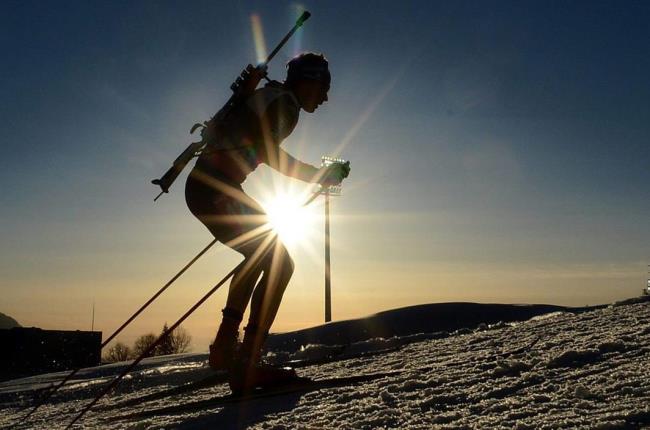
xmin=185 ymin=52 xmax=349 ymax=392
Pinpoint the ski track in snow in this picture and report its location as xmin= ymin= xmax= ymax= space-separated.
xmin=2 ymin=299 xmax=650 ymax=429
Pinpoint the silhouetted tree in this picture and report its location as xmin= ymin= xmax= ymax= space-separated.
xmin=103 ymin=342 xmax=131 ymax=363
xmin=132 ymin=333 xmax=157 ymax=358
xmin=171 ymin=325 xmax=192 ymax=353
xmin=156 ymin=323 xmax=192 ymax=356
xmin=157 ymin=323 xmax=174 ymax=356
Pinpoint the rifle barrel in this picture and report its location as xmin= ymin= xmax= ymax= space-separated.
xmin=265 ymin=11 xmax=311 ymax=65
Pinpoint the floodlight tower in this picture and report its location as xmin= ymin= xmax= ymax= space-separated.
xmin=320 ymin=156 xmax=344 ymax=323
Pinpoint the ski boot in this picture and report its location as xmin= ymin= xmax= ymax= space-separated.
xmin=229 ymin=360 xmax=299 ymax=394
xmin=228 ymin=325 xmax=300 ymax=394
xmin=208 ymin=308 xmax=242 ymax=371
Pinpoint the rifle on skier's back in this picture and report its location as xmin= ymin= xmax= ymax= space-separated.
xmin=152 ymin=11 xmax=311 ymax=201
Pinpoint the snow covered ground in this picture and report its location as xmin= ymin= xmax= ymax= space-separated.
xmin=2 ymin=297 xmax=650 ymax=429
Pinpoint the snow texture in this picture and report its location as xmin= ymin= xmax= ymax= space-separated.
xmin=2 ymin=298 xmax=650 ymax=429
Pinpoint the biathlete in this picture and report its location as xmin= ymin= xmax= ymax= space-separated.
xmin=185 ymin=52 xmax=349 ymax=391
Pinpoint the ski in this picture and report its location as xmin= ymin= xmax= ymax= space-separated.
xmin=102 ymin=345 xmax=403 ymax=412
xmin=281 ymin=344 xmax=402 ymax=368
xmin=97 ymin=370 xmax=228 ymax=411
xmin=112 ymin=370 xmax=401 ymax=420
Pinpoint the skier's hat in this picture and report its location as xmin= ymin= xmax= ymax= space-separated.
xmin=286 ymin=52 xmax=330 ymax=87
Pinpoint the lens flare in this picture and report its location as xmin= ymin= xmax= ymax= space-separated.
xmin=250 ymin=14 xmax=267 ymax=65
xmin=291 ymin=4 xmax=306 ymax=56
xmin=263 ymin=191 xmax=315 ymax=247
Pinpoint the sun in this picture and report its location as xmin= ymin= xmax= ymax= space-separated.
xmin=262 ymin=191 xmax=319 ymax=248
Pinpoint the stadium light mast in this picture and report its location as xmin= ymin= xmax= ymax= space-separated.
xmin=320 ymin=156 xmax=344 ymax=323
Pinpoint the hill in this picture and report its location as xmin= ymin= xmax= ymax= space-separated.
xmin=0 ymin=313 xmax=20 ymax=330
xmin=266 ymin=301 xmax=605 ymax=352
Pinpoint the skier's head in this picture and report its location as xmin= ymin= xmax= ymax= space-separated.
xmin=285 ymin=52 xmax=330 ymax=113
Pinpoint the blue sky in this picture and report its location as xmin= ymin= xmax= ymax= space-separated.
xmin=1 ymin=1 xmax=648 ymax=349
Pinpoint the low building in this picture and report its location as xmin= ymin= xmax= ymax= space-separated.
xmin=0 ymin=327 xmax=101 ymax=381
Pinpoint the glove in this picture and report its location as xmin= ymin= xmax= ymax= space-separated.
xmin=318 ymin=161 xmax=351 ymax=187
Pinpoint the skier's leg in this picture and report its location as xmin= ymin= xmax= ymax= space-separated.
xmin=185 ymin=174 xmax=266 ymax=369
xmin=209 ymin=229 xmax=278 ymax=370
xmin=229 ymin=242 xmax=297 ymax=392
xmin=208 ymin=258 xmax=263 ymax=369
xmin=203 ymin=196 xmax=274 ymax=370
xmin=240 ymin=240 xmax=294 ymax=363
xmin=223 ymin=259 xmax=264 ymax=314
xmin=252 ymin=241 xmax=294 ymax=334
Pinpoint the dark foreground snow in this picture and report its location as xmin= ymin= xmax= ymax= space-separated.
xmin=2 ymin=298 xmax=650 ymax=429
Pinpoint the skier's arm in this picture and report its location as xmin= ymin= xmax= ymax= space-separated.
xmin=266 ymin=147 xmax=320 ymax=183
xmin=259 ymin=93 xmax=348 ymax=184
xmin=266 ymin=147 xmax=350 ymax=186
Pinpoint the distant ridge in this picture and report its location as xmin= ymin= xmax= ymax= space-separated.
xmin=267 ymin=302 xmax=606 ymax=352
xmin=0 ymin=312 xmax=21 ymax=329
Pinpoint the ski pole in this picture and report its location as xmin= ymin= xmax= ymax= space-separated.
xmin=64 ymin=233 xmax=281 ymax=429
xmin=26 ymin=190 xmax=323 ymax=425
xmin=64 ymin=262 xmax=243 ymax=429
xmin=22 ymin=238 xmax=218 ymax=421
xmin=64 ymin=190 xmax=325 ymax=428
